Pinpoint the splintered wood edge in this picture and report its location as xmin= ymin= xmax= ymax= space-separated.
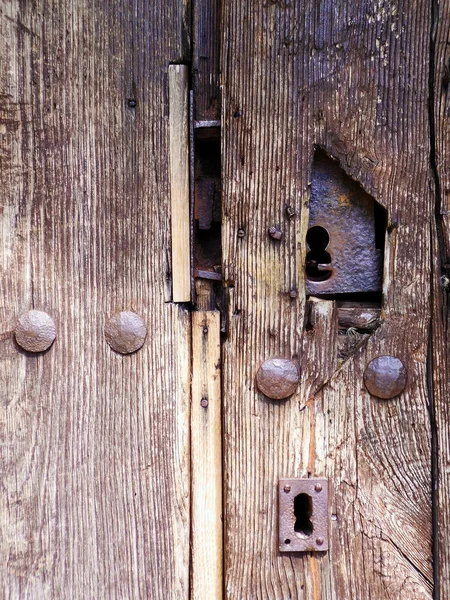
xmin=191 ymin=311 xmax=223 ymax=600
xmin=169 ymin=65 xmax=191 ymax=302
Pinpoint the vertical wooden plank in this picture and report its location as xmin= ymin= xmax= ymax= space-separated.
xmin=221 ymin=0 xmax=433 ymax=598
xmin=192 ymin=0 xmax=221 ymax=121
xmin=191 ymin=311 xmax=223 ymax=600
xmin=432 ymin=0 xmax=450 ymax=595
xmin=0 ymin=2 xmax=190 ymax=598
xmin=169 ymin=64 xmax=191 ymax=303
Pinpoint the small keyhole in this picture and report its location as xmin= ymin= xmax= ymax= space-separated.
xmin=305 ymin=226 xmax=332 ymax=281
xmin=294 ymin=493 xmax=314 ymax=538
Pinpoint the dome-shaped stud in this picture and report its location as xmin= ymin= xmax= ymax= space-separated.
xmin=363 ymin=356 xmax=407 ymax=399
xmin=14 ymin=310 xmax=56 ymax=353
xmin=255 ymin=357 xmax=299 ymax=400
xmin=105 ymin=311 xmax=147 ymax=354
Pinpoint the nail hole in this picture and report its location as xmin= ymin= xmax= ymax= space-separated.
xmin=294 ymin=493 xmax=314 ymax=538
xmin=284 ymin=539 xmax=291 ymax=545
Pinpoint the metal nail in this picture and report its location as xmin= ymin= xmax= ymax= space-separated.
xmin=14 ymin=310 xmax=56 ymax=353
xmin=268 ymin=226 xmax=282 ymax=240
xmin=105 ymin=311 xmax=147 ymax=354
xmin=363 ymin=355 xmax=407 ymax=399
xmin=255 ymin=357 xmax=299 ymax=400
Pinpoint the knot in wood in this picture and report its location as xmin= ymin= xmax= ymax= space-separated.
xmin=105 ymin=311 xmax=147 ymax=354
xmin=363 ymin=355 xmax=407 ymax=399
xmin=255 ymin=357 xmax=299 ymax=400
xmin=14 ymin=310 xmax=56 ymax=353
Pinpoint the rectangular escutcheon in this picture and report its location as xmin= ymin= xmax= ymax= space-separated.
xmin=279 ymin=478 xmax=329 ymax=552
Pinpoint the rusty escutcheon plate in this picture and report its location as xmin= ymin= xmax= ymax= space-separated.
xmin=306 ymin=151 xmax=383 ymax=295
xmin=279 ymin=478 xmax=329 ymax=552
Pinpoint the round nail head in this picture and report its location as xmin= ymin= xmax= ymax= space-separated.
xmin=283 ymin=484 xmax=291 ymax=493
xmin=105 ymin=311 xmax=147 ymax=354
xmin=314 ymin=483 xmax=322 ymax=493
xmin=15 ymin=310 xmax=56 ymax=353
xmin=256 ymin=357 xmax=299 ymax=400
xmin=316 ymin=537 xmax=324 ymax=546
xmin=363 ymin=355 xmax=407 ymax=399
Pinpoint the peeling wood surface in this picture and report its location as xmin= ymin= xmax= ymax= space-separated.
xmin=0 ymin=2 xmax=190 ymax=598
xmin=191 ymin=311 xmax=223 ymax=600
xmin=221 ymin=0 xmax=433 ymax=597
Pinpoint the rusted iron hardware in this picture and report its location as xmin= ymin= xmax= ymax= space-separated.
xmin=363 ymin=355 xmax=407 ymax=399
xmin=255 ymin=357 xmax=299 ymax=400
xmin=279 ymin=478 xmax=329 ymax=552
xmin=306 ymin=151 xmax=384 ymax=295
xmin=14 ymin=310 xmax=56 ymax=353
xmin=104 ymin=311 xmax=147 ymax=354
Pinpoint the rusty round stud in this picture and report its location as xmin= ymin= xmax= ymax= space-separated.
xmin=314 ymin=483 xmax=323 ymax=493
xmin=14 ymin=310 xmax=56 ymax=353
xmin=316 ymin=537 xmax=324 ymax=546
xmin=363 ymin=355 xmax=407 ymax=400
xmin=256 ymin=357 xmax=299 ymax=400
xmin=268 ymin=226 xmax=283 ymax=240
xmin=283 ymin=484 xmax=291 ymax=493
xmin=105 ymin=311 xmax=147 ymax=354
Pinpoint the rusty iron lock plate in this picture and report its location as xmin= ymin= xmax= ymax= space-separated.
xmin=305 ymin=151 xmax=383 ymax=296
xmin=279 ymin=478 xmax=329 ymax=552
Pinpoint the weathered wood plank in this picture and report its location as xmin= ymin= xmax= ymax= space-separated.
xmin=169 ymin=64 xmax=191 ymax=303
xmin=192 ymin=0 xmax=221 ymax=121
xmin=191 ymin=311 xmax=223 ymax=600
xmin=0 ymin=2 xmax=190 ymax=597
xmin=432 ymin=1 xmax=450 ymax=595
xmin=221 ymin=0 xmax=433 ymax=597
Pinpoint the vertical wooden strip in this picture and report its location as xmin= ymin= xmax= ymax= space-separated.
xmin=169 ymin=64 xmax=191 ymax=302
xmin=191 ymin=311 xmax=223 ymax=600
xmin=432 ymin=1 xmax=450 ymax=594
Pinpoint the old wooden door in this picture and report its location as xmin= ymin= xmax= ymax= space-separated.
xmin=1 ymin=1 xmax=449 ymax=599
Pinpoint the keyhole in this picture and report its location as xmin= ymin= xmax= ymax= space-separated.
xmin=305 ymin=226 xmax=332 ymax=281
xmin=294 ymin=493 xmax=314 ymax=538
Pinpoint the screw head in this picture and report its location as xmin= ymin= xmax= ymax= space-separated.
xmin=127 ymin=98 xmax=137 ymax=108
xmin=14 ymin=310 xmax=56 ymax=353
xmin=237 ymin=228 xmax=245 ymax=238
xmin=268 ymin=226 xmax=282 ymax=240
xmin=256 ymin=357 xmax=299 ymax=400
xmin=283 ymin=484 xmax=291 ymax=493
xmin=316 ymin=537 xmax=324 ymax=546
xmin=363 ymin=355 xmax=407 ymax=399
xmin=314 ymin=483 xmax=323 ymax=493
xmin=105 ymin=311 xmax=147 ymax=354
xmin=200 ymin=397 xmax=209 ymax=408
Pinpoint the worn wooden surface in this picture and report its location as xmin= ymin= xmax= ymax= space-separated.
xmin=191 ymin=311 xmax=223 ymax=600
xmin=221 ymin=0 xmax=433 ymax=598
xmin=432 ymin=0 xmax=450 ymax=596
xmin=0 ymin=1 xmax=191 ymax=598
xmin=170 ymin=65 xmax=191 ymax=303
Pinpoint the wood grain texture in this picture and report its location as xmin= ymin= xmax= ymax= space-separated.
xmin=221 ymin=0 xmax=433 ymax=597
xmin=192 ymin=0 xmax=221 ymax=121
xmin=0 ymin=2 xmax=191 ymax=598
xmin=432 ymin=0 xmax=450 ymax=595
xmin=170 ymin=64 xmax=191 ymax=303
xmin=191 ymin=311 xmax=223 ymax=600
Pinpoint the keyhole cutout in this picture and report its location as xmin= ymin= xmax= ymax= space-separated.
xmin=305 ymin=226 xmax=332 ymax=281
xmin=294 ymin=493 xmax=314 ymax=538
